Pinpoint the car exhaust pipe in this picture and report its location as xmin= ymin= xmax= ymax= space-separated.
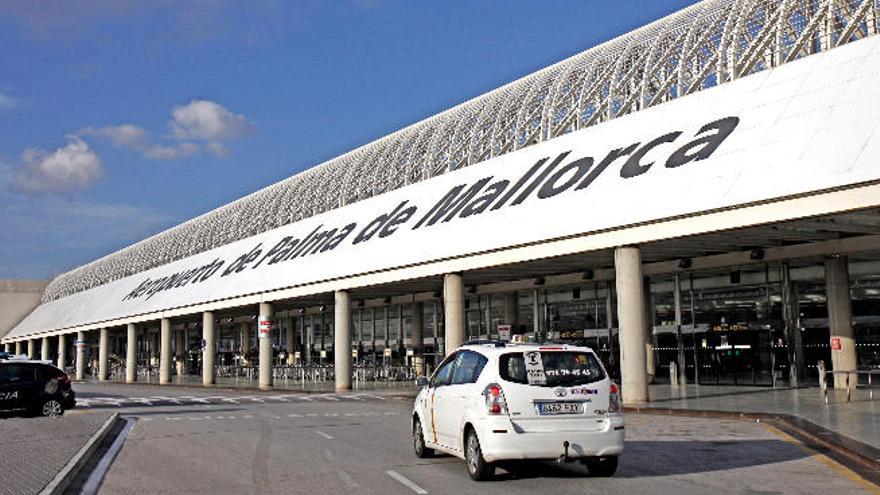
xmin=557 ymin=441 xmax=572 ymax=463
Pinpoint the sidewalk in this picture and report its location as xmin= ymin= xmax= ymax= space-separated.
xmin=0 ymin=411 xmax=116 ymax=495
xmin=635 ymin=384 xmax=880 ymax=451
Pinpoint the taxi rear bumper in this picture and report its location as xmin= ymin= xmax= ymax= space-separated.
xmin=475 ymin=414 xmax=625 ymax=463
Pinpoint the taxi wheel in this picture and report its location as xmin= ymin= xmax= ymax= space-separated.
xmin=41 ymin=399 xmax=64 ymax=417
xmin=465 ymin=428 xmax=493 ymax=481
xmin=413 ymin=417 xmax=434 ymax=458
xmin=584 ymin=456 xmax=618 ymax=477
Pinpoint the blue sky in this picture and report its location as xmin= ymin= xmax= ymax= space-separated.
xmin=0 ymin=0 xmax=696 ymax=280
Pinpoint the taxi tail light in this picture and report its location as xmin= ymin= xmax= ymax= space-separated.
xmin=609 ymin=383 xmax=621 ymax=413
xmin=57 ymin=373 xmax=70 ymax=385
xmin=482 ymin=383 xmax=508 ymax=415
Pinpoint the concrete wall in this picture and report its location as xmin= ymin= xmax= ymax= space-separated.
xmin=0 ymin=280 xmax=48 ymax=341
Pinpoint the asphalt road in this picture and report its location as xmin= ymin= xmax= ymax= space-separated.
xmin=68 ymin=383 xmax=878 ymax=495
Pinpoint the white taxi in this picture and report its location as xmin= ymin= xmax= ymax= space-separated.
xmin=412 ymin=341 xmax=624 ymax=480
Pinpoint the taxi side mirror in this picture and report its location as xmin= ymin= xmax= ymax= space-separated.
xmin=415 ymin=376 xmax=429 ymax=388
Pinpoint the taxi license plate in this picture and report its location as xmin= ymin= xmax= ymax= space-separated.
xmin=537 ymin=402 xmax=583 ymax=415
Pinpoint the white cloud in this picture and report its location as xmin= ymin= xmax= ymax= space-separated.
xmin=169 ymin=100 xmax=253 ymax=141
xmin=80 ymin=124 xmax=146 ymax=148
xmin=0 ymin=90 xmax=18 ymax=110
xmin=205 ymin=141 xmax=231 ymax=158
xmin=143 ymin=142 xmax=199 ymax=160
xmin=13 ymin=135 xmax=103 ymax=194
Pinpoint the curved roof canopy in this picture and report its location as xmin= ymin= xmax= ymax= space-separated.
xmin=43 ymin=0 xmax=880 ymax=302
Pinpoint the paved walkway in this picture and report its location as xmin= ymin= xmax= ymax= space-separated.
xmin=638 ymin=384 xmax=880 ymax=451
xmin=0 ymin=411 xmax=114 ymax=495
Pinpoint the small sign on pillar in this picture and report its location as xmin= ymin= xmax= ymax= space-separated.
xmin=498 ymin=325 xmax=512 ymax=341
xmin=258 ymin=317 xmax=273 ymax=338
xmin=831 ymin=337 xmax=841 ymax=350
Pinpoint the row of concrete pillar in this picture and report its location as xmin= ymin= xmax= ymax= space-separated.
xmin=2 ymin=248 xmax=861 ymax=401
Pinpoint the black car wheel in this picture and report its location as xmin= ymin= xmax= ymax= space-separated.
xmin=41 ymin=399 xmax=64 ymax=417
xmin=413 ymin=417 xmax=434 ymax=458
xmin=583 ymin=456 xmax=618 ymax=477
xmin=465 ymin=428 xmax=493 ymax=481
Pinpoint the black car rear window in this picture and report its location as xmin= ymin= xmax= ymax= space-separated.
xmin=0 ymin=364 xmax=37 ymax=383
xmin=37 ymin=364 xmax=62 ymax=380
xmin=499 ymin=351 xmax=606 ymax=387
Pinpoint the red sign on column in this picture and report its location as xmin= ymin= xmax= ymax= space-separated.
xmin=259 ymin=317 xmax=273 ymax=337
xmin=831 ymin=337 xmax=841 ymax=350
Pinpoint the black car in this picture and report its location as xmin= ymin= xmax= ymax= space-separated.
xmin=0 ymin=360 xmax=76 ymax=417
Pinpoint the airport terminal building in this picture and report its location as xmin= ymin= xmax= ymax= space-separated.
xmin=3 ymin=0 xmax=880 ymax=403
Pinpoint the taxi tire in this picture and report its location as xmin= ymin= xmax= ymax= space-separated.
xmin=413 ymin=417 xmax=434 ymax=458
xmin=584 ymin=456 xmax=618 ymax=477
xmin=465 ymin=428 xmax=493 ymax=481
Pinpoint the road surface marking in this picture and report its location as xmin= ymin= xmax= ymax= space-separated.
xmin=337 ymin=469 xmax=359 ymax=488
xmin=386 ymin=470 xmax=428 ymax=494
xmin=315 ymin=430 xmax=334 ymax=440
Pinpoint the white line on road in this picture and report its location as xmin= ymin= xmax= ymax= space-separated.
xmin=336 ymin=469 xmax=359 ymax=488
xmin=386 ymin=470 xmax=428 ymax=494
xmin=315 ymin=430 xmax=334 ymax=440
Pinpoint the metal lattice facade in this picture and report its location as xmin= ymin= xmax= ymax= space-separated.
xmin=43 ymin=0 xmax=879 ymax=302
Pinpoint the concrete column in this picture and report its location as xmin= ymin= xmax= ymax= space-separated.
xmin=28 ymin=339 xmax=36 ymax=359
xmin=644 ymin=278 xmax=656 ymax=383
xmin=41 ymin=337 xmax=50 ymax=361
xmin=614 ymin=246 xmax=649 ymax=404
xmin=443 ymin=273 xmax=465 ymax=355
xmin=335 ymin=291 xmax=352 ymax=391
xmin=151 ymin=332 xmax=159 ymax=367
xmin=503 ymin=292 xmax=518 ymax=328
xmin=175 ymin=328 xmax=186 ymax=377
xmin=533 ymin=289 xmax=541 ymax=337
xmin=826 ymin=256 xmax=857 ymax=389
xmin=57 ymin=334 xmax=67 ymax=370
xmin=305 ymin=315 xmax=313 ymax=364
xmin=203 ymin=312 xmax=215 ymax=386
xmin=673 ymin=274 xmax=687 ymax=386
xmin=126 ymin=323 xmax=137 ymax=383
xmin=286 ymin=316 xmax=295 ymax=365
xmin=160 ymin=318 xmax=171 ymax=384
xmin=2 ymin=343 xmax=9 ymax=353
xmin=15 ymin=341 xmax=22 ymax=355
xmin=98 ymin=328 xmax=109 ymax=381
xmin=259 ymin=303 xmax=274 ymax=390
xmin=240 ymin=322 xmax=251 ymax=366
xmin=411 ymin=302 xmax=424 ymax=376
xmin=76 ymin=331 xmax=86 ymax=381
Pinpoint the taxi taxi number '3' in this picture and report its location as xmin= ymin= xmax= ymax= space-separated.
xmin=412 ymin=341 xmax=624 ymax=481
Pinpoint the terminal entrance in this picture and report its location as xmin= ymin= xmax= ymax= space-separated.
xmin=510 ymin=257 xmax=880 ymax=389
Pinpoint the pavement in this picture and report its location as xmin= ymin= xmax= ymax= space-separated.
xmin=638 ymin=384 xmax=880 ymax=451
xmin=4 ymin=381 xmax=877 ymax=494
xmin=63 ymin=383 xmax=880 ymax=494
xmin=0 ymin=410 xmax=115 ymax=495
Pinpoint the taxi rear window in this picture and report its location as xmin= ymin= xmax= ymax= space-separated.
xmin=499 ymin=351 xmax=605 ymax=387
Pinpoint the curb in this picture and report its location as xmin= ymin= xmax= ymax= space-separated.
xmin=624 ymin=405 xmax=880 ymax=485
xmin=39 ymin=413 xmax=122 ymax=495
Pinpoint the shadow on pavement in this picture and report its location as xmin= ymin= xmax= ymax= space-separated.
xmin=495 ymin=439 xmax=809 ymax=480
